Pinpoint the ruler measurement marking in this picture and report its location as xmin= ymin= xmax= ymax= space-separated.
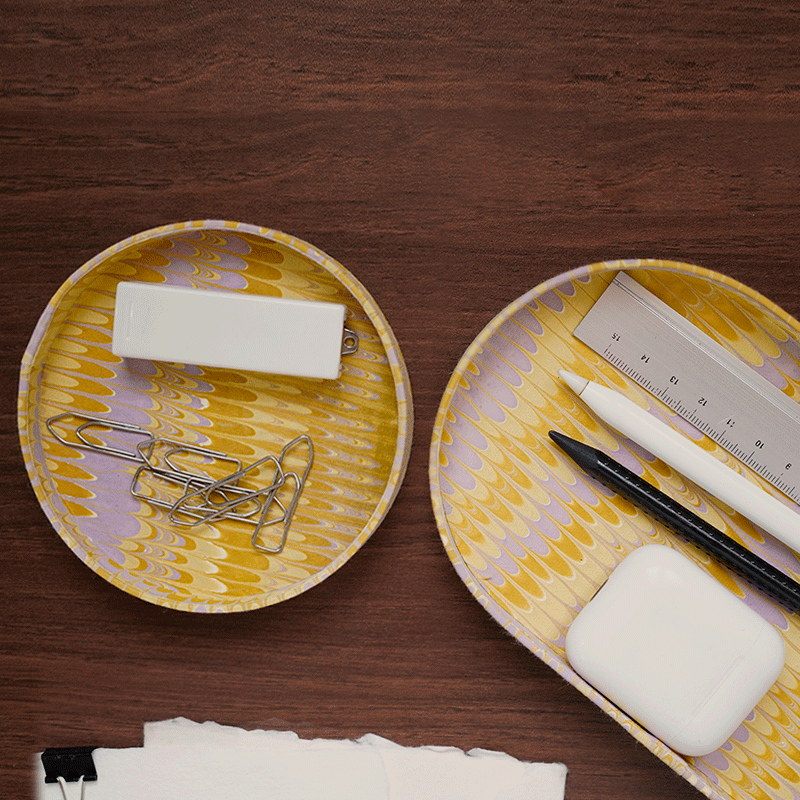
xmin=574 ymin=272 xmax=800 ymax=505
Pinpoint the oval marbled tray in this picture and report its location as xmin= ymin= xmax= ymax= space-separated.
xmin=430 ymin=259 xmax=800 ymax=800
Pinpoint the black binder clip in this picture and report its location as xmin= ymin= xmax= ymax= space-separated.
xmin=41 ymin=746 xmax=97 ymax=783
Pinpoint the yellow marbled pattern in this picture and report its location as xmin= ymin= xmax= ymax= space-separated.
xmin=19 ymin=221 xmax=413 ymax=612
xmin=430 ymin=259 xmax=800 ymax=800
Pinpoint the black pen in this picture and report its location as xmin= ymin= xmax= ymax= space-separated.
xmin=549 ymin=430 xmax=800 ymax=613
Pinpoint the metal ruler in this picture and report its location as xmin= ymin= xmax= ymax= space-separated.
xmin=572 ymin=271 xmax=800 ymax=504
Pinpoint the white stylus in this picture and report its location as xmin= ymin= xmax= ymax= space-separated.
xmin=558 ymin=370 xmax=800 ymax=554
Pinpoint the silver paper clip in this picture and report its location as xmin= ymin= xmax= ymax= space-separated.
xmin=45 ymin=412 xmax=313 ymax=555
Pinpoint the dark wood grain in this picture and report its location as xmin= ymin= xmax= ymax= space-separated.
xmin=3 ymin=2 xmax=800 ymax=797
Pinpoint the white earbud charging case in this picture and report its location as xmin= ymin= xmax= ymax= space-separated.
xmin=566 ymin=545 xmax=785 ymax=756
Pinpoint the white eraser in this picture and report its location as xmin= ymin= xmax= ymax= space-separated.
xmin=566 ymin=545 xmax=785 ymax=756
xmin=112 ymin=282 xmax=349 ymax=380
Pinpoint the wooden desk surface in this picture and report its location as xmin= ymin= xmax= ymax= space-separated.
xmin=3 ymin=2 xmax=799 ymax=797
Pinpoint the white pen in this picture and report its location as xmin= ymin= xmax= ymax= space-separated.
xmin=558 ymin=370 xmax=800 ymax=554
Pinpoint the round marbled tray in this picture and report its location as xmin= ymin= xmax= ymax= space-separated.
xmin=19 ymin=221 xmax=413 ymax=613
